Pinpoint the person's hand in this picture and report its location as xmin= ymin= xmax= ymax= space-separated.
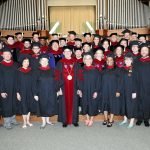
xmin=17 ymin=93 xmax=21 ymax=101
xmin=34 ymin=95 xmax=39 ymax=101
xmin=59 ymin=88 xmax=63 ymax=95
xmin=77 ymin=90 xmax=82 ymax=98
xmin=132 ymin=93 xmax=136 ymax=99
xmin=116 ymin=92 xmax=120 ymax=97
xmin=93 ymin=92 xmax=97 ymax=99
xmin=1 ymin=93 xmax=7 ymax=99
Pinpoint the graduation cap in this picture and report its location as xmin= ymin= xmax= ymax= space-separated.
xmin=68 ymin=31 xmax=76 ymax=36
xmin=52 ymin=33 xmax=58 ymax=36
xmin=5 ymin=35 xmax=14 ymax=39
xmin=15 ymin=32 xmax=24 ymax=36
xmin=31 ymin=42 xmax=41 ymax=48
xmin=95 ymin=46 xmax=105 ymax=52
xmin=63 ymin=46 xmax=73 ymax=52
xmin=93 ymin=34 xmax=101 ymax=39
xmin=74 ymin=38 xmax=82 ymax=42
xmin=83 ymin=51 xmax=94 ymax=59
xmin=82 ymin=42 xmax=91 ymax=47
xmin=22 ymin=38 xmax=31 ymax=43
xmin=138 ymin=34 xmax=146 ymax=39
xmin=109 ymin=33 xmax=118 ymax=37
xmin=119 ymin=38 xmax=128 ymax=45
xmin=131 ymin=32 xmax=137 ymax=35
xmin=59 ymin=37 xmax=66 ymax=41
xmin=107 ymin=53 xmax=115 ymax=59
xmin=2 ymin=46 xmax=12 ymax=53
xmin=130 ymin=41 xmax=139 ymax=47
xmin=139 ymin=43 xmax=149 ymax=49
xmin=83 ymin=32 xmax=91 ymax=37
xmin=122 ymin=29 xmax=132 ymax=34
xmin=49 ymin=40 xmax=59 ymax=46
xmin=32 ymin=32 xmax=40 ymax=36
xmin=18 ymin=55 xmax=32 ymax=64
xmin=124 ymin=52 xmax=134 ymax=59
xmin=74 ymin=47 xmax=82 ymax=52
xmin=39 ymin=54 xmax=49 ymax=60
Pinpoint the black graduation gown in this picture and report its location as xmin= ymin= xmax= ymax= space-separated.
xmin=101 ymin=67 xmax=123 ymax=115
xmin=30 ymin=55 xmax=41 ymax=71
xmin=16 ymin=68 xmax=37 ymax=115
xmin=0 ymin=61 xmax=18 ymax=117
xmin=135 ymin=59 xmax=150 ymax=120
xmin=121 ymin=67 xmax=138 ymax=118
xmin=78 ymin=66 xmax=101 ymax=116
xmin=33 ymin=68 xmax=57 ymax=117
xmin=55 ymin=58 xmax=79 ymax=124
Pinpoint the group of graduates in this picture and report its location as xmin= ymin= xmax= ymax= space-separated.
xmin=0 ymin=29 xmax=150 ymax=130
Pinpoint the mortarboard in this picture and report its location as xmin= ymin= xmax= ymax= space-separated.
xmin=122 ymin=29 xmax=132 ymax=34
xmin=74 ymin=38 xmax=82 ymax=42
xmin=32 ymin=32 xmax=40 ymax=36
xmin=83 ymin=32 xmax=91 ymax=37
xmin=15 ymin=32 xmax=24 ymax=36
xmin=82 ymin=42 xmax=91 ymax=47
xmin=109 ymin=33 xmax=118 ymax=37
xmin=22 ymin=39 xmax=31 ymax=43
xmin=59 ymin=37 xmax=66 ymax=41
xmin=68 ymin=31 xmax=76 ymax=36
xmin=31 ymin=42 xmax=41 ymax=48
xmin=5 ymin=35 xmax=14 ymax=39
xmin=50 ymin=40 xmax=59 ymax=46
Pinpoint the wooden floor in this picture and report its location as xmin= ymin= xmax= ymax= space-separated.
xmin=0 ymin=115 xmax=123 ymax=123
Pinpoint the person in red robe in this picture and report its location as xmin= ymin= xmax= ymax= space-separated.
xmin=14 ymin=32 xmax=24 ymax=50
xmin=39 ymin=37 xmax=48 ymax=54
xmin=67 ymin=31 xmax=76 ymax=46
xmin=93 ymin=49 xmax=106 ymax=72
xmin=55 ymin=46 xmax=80 ymax=127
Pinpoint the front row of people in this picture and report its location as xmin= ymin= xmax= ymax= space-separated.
xmin=0 ymin=45 xmax=149 ymax=129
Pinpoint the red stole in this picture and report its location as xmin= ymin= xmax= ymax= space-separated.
xmin=19 ymin=67 xmax=31 ymax=73
xmin=115 ymin=55 xmax=124 ymax=68
xmin=1 ymin=60 xmax=14 ymax=67
xmin=139 ymin=56 xmax=150 ymax=62
xmin=49 ymin=48 xmax=62 ymax=55
xmin=20 ymin=49 xmax=33 ymax=55
xmin=93 ymin=59 xmax=105 ymax=71
xmin=61 ymin=58 xmax=75 ymax=124
xmin=40 ymin=45 xmax=48 ymax=54
xmin=67 ymin=41 xmax=75 ymax=46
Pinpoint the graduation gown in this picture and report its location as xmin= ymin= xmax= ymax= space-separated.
xmin=101 ymin=66 xmax=123 ymax=115
xmin=30 ymin=54 xmax=41 ymax=71
xmin=33 ymin=67 xmax=57 ymax=117
xmin=48 ymin=48 xmax=63 ymax=69
xmin=17 ymin=67 xmax=37 ymax=115
xmin=78 ymin=66 xmax=101 ymax=116
xmin=122 ymin=66 xmax=138 ymax=118
xmin=55 ymin=58 xmax=79 ymax=124
xmin=136 ymin=57 xmax=150 ymax=120
xmin=0 ymin=61 xmax=18 ymax=117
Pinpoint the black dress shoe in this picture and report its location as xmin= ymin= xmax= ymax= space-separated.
xmin=62 ymin=124 xmax=68 ymax=127
xmin=136 ymin=120 xmax=143 ymax=126
xmin=144 ymin=120 xmax=150 ymax=127
xmin=73 ymin=123 xmax=79 ymax=127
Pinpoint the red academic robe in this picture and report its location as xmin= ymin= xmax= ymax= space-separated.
xmin=55 ymin=58 xmax=79 ymax=125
